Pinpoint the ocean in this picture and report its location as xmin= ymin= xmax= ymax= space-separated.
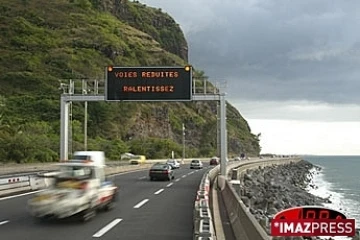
xmin=302 ymin=155 xmax=360 ymax=239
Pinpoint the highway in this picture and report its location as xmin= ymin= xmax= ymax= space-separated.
xmin=0 ymin=163 xmax=213 ymax=240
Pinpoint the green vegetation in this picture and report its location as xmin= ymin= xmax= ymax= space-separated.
xmin=0 ymin=0 xmax=260 ymax=163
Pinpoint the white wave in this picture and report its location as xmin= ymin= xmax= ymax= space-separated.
xmin=305 ymin=167 xmax=359 ymax=240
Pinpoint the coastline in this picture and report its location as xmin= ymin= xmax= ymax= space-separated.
xmin=305 ymin=166 xmax=360 ymax=240
xmin=236 ymin=159 xmax=359 ymax=240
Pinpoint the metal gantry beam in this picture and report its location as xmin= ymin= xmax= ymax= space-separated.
xmin=60 ymin=93 xmax=228 ymax=175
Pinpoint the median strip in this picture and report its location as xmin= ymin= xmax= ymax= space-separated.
xmin=93 ymin=218 xmax=122 ymax=238
xmin=133 ymin=199 xmax=149 ymax=209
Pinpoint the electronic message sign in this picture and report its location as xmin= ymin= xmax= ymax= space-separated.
xmin=105 ymin=66 xmax=192 ymax=101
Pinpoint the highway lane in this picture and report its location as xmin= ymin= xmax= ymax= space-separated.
xmin=0 ymin=163 xmax=213 ymax=240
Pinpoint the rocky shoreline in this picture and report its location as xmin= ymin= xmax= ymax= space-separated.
xmin=236 ymin=160 xmax=359 ymax=240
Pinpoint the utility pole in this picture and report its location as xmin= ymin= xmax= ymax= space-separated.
xmin=217 ymin=101 xmax=220 ymax=157
xmin=182 ymin=123 xmax=185 ymax=164
xmin=84 ymin=101 xmax=88 ymax=150
xmin=82 ymin=79 xmax=88 ymax=151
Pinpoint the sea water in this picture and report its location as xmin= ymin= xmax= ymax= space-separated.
xmin=303 ymin=155 xmax=360 ymax=240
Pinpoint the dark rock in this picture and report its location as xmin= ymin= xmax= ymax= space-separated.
xmin=237 ymin=160 xmax=328 ymax=235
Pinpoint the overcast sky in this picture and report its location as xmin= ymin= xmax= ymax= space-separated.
xmin=140 ymin=0 xmax=360 ymax=155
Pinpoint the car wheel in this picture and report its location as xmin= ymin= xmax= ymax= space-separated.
xmin=105 ymin=193 xmax=117 ymax=211
xmin=81 ymin=207 xmax=96 ymax=222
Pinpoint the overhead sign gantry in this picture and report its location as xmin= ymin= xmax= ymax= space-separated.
xmin=60 ymin=65 xmax=228 ymax=176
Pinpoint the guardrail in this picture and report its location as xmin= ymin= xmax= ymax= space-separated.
xmin=218 ymin=157 xmax=302 ymax=240
xmin=0 ymin=158 xmax=208 ymax=198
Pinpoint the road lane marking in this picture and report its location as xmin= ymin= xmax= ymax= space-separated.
xmin=93 ymin=218 xmax=122 ymax=238
xmin=188 ymin=171 xmax=194 ymax=175
xmin=139 ymin=176 xmax=147 ymax=180
xmin=0 ymin=220 xmax=9 ymax=226
xmin=0 ymin=190 xmax=45 ymax=201
xmin=166 ymin=183 xmax=173 ymax=187
xmin=154 ymin=189 xmax=164 ymax=195
xmin=181 ymin=174 xmax=187 ymax=178
xmin=133 ymin=199 xmax=149 ymax=209
xmin=175 ymin=179 xmax=180 ymax=182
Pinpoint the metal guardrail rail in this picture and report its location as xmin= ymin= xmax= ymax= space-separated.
xmin=0 ymin=158 xmax=208 ymax=198
xmin=193 ymin=169 xmax=217 ymax=240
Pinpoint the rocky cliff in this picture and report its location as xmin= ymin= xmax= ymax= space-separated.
xmin=0 ymin=0 xmax=260 ymax=162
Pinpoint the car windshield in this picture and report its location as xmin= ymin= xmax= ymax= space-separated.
xmin=58 ymin=166 xmax=93 ymax=179
xmin=151 ymin=164 xmax=169 ymax=170
xmin=191 ymin=160 xmax=199 ymax=163
xmin=167 ymin=160 xmax=175 ymax=163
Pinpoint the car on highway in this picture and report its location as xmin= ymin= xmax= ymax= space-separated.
xmin=149 ymin=163 xmax=174 ymax=181
xmin=234 ymin=157 xmax=241 ymax=161
xmin=190 ymin=159 xmax=203 ymax=169
xmin=166 ymin=159 xmax=180 ymax=169
xmin=209 ymin=157 xmax=219 ymax=165
xmin=27 ymin=151 xmax=118 ymax=222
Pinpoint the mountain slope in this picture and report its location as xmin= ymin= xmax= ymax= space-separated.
xmin=0 ymin=0 xmax=260 ymax=163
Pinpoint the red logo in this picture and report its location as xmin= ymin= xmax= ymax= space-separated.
xmin=271 ymin=206 xmax=356 ymax=237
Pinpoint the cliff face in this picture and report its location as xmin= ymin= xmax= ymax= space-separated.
xmin=0 ymin=0 xmax=260 ymax=163
xmin=92 ymin=0 xmax=189 ymax=61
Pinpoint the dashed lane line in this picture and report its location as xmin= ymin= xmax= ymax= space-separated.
xmin=0 ymin=190 xmax=44 ymax=201
xmin=93 ymin=218 xmax=122 ymax=238
xmin=133 ymin=199 xmax=149 ymax=209
xmin=0 ymin=220 xmax=9 ymax=226
xmin=166 ymin=183 xmax=173 ymax=187
xmin=154 ymin=189 xmax=164 ymax=195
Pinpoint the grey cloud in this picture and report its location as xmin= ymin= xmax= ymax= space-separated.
xmin=140 ymin=0 xmax=360 ymax=105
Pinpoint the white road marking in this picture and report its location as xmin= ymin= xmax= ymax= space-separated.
xmin=0 ymin=190 xmax=45 ymax=201
xmin=133 ymin=199 xmax=149 ymax=209
xmin=166 ymin=183 xmax=173 ymax=187
xmin=181 ymin=174 xmax=187 ymax=178
xmin=0 ymin=220 xmax=9 ymax=226
xmin=139 ymin=176 xmax=147 ymax=180
xmin=154 ymin=189 xmax=164 ymax=195
xmin=175 ymin=179 xmax=180 ymax=182
xmin=93 ymin=218 xmax=122 ymax=238
xmin=188 ymin=171 xmax=194 ymax=175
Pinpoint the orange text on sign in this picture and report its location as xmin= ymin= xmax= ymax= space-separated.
xmin=141 ymin=71 xmax=179 ymax=78
xmin=123 ymin=85 xmax=175 ymax=93
xmin=113 ymin=71 xmax=180 ymax=78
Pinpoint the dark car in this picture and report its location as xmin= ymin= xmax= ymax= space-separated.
xmin=149 ymin=163 xmax=174 ymax=181
xmin=209 ymin=157 xmax=219 ymax=165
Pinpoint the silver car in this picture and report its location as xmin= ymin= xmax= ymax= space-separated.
xmin=166 ymin=159 xmax=180 ymax=169
xmin=190 ymin=159 xmax=203 ymax=169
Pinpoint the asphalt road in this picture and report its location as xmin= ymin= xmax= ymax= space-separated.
xmin=0 ymin=163 xmax=213 ymax=240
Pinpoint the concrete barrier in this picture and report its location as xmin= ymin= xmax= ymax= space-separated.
xmin=193 ymin=170 xmax=217 ymax=240
xmin=219 ymin=157 xmax=302 ymax=240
